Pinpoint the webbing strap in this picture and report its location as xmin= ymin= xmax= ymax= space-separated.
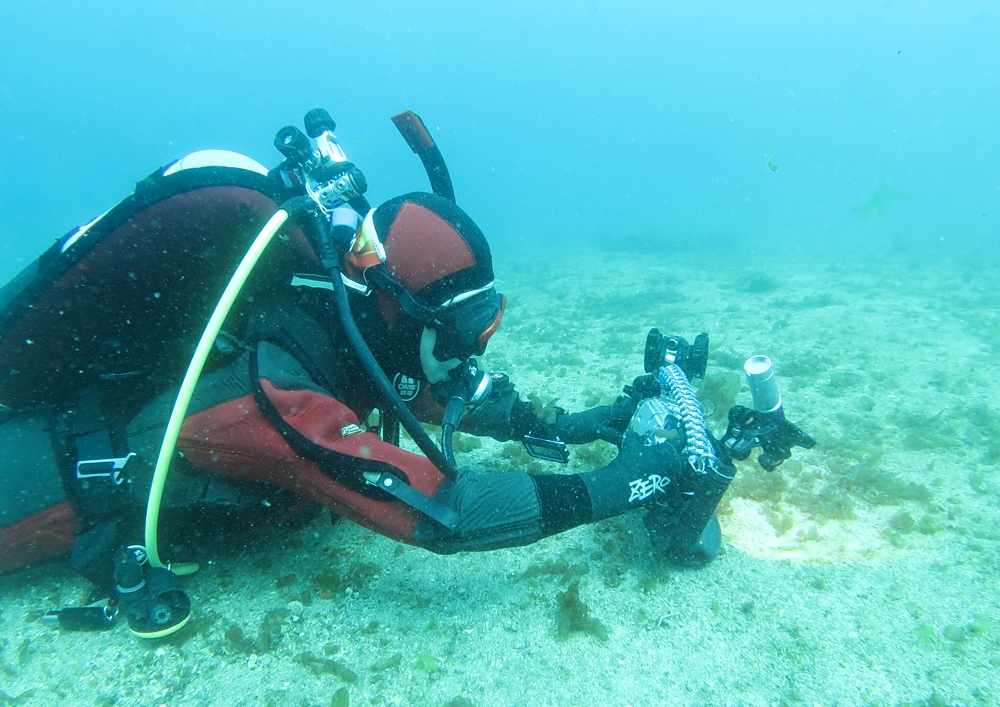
xmin=248 ymin=341 xmax=457 ymax=532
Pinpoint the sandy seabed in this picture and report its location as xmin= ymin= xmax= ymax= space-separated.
xmin=1 ymin=244 xmax=998 ymax=707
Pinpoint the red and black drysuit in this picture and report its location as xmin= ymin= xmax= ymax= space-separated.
xmin=0 ymin=191 xmax=683 ymax=580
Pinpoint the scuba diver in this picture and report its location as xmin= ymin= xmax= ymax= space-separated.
xmin=0 ymin=109 xmax=813 ymax=638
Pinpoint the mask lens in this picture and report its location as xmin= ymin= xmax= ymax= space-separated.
xmin=433 ymin=289 xmax=505 ymax=361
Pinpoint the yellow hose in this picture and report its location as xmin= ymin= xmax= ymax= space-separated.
xmin=145 ymin=208 xmax=290 ymax=573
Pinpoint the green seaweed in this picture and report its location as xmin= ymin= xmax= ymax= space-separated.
xmin=224 ymin=623 xmax=251 ymax=653
xmin=698 ymin=371 xmax=742 ymax=421
xmin=766 ymin=511 xmax=794 ymax=536
xmin=330 ymin=687 xmax=350 ymax=707
xmin=555 ymin=581 xmax=608 ymax=641
xmin=917 ymin=514 xmax=939 ymax=535
xmin=942 ymin=625 xmax=966 ymax=643
xmin=851 ymin=181 xmax=909 ymax=220
xmin=742 ymin=271 xmax=779 ymax=294
xmin=371 ymin=653 xmax=402 ymax=672
xmin=969 ymin=615 xmax=991 ymax=636
xmin=313 ymin=569 xmax=343 ymax=595
xmin=293 ymin=652 xmax=358 ymax=682
xmin=415 ymin=650 xmax=438 ymax=674
xmin=914 ymin=624 xmax=936 ymax=646
xmin=518 ymin=557 xmax=589 ymax=584
xmin=451 ymin=433 xmax=483 ymax=453
xmin=0 ymin=689 xmax=35 ymax=705
xmin=258 ymin=608 xmax=290 ymax=653
xmin=497 ymin=441 xmax=545 ymax=474
xmin=888 ymin=511 xmax=915 ymax=533
xmin=528 ymin=394 xmax=561 ymax=424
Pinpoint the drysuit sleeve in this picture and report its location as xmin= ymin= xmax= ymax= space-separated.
xmin=175 ymin=342 xmax=449 ymax=543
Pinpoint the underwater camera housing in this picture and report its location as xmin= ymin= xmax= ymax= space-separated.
xmin=629 ymin=329 xmax=729 ymax=566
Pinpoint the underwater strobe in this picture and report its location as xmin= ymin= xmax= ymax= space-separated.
xmin=722 ymin=354 xmax=816 ymax=471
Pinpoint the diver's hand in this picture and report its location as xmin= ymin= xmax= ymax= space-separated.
xmin=578 ymin=431 xmax=687 ymax=521
xmin=549 ymin=407 xmax=622 ymax=445
xmin=606 ymin=430 xmax=685 ymax=478
xmin=463 ymin=388 xmax=520 ymax=441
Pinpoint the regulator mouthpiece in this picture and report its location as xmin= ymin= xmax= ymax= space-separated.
xmin=744 ymin=355 xmax=782 ymax=414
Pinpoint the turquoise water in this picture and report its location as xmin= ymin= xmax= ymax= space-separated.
xmin=1 ymin=2 xmax=998 ymax=706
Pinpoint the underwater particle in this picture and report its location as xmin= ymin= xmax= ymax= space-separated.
xmin=942 ymin=625 xmax=966 ymax=643
xmin=330 ymin=687 xmax=350 ymax=707
xmin=555 ymin=581 xmax=609 ymax=641
xmin=767 ymin=156 xmax=778 ymax=172
xmin=415 ymin=650 xmax=438 ymax=674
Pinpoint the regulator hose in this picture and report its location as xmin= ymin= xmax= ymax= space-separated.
xmin=145 ymin=208 xmax=291 ymax=573
xmin=293 ymin=204 xmax=459 ymax=478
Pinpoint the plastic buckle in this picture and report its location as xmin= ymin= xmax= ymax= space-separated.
xmin=75 ymin=452 xmax=135 ymax=486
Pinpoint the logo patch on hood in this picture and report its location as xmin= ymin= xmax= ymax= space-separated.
xmin=393 ymin=373 xmax=420 ymax=402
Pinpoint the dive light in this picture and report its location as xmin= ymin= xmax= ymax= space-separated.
xmin=744 ymin=354 xmax=782 ymax=416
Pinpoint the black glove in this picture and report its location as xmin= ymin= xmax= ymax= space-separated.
xmin=580 ymin=431 xmax=687 ymax=521
xmin=462 ymin=373 xmax=538 ymax=442
xmin=548 ymin=406 xmax=618 ymax=445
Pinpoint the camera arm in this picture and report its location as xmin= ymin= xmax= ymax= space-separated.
xmin=720 ymin=405 xmax=816 ymax=471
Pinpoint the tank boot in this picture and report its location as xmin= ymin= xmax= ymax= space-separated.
xmin=113 ymin=547 xmax=191 ymax=638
